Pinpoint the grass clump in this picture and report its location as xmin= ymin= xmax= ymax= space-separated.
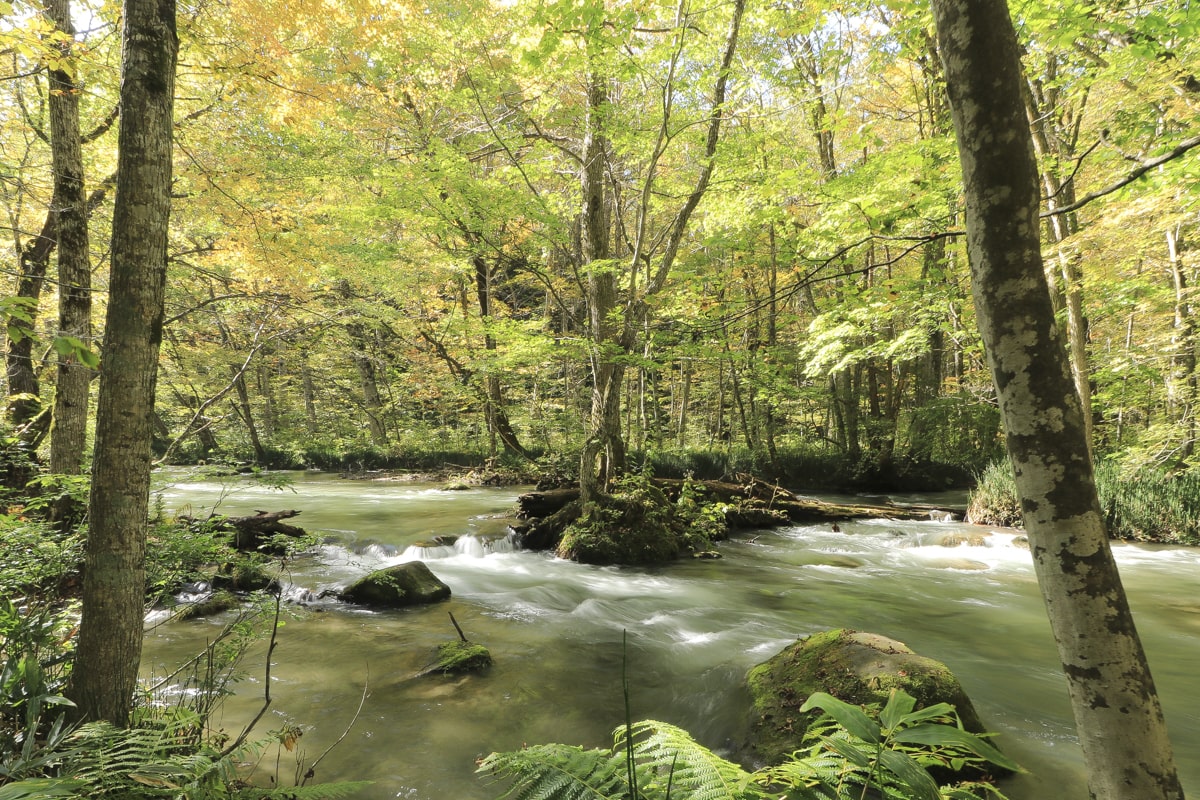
xmin=967 ymin=458 xmax=1200 ymax=544
xmin=1095 ymin=461 xmax=1200 ymax=545
xmin=966 ymin=460 xmax=1021 ymax=528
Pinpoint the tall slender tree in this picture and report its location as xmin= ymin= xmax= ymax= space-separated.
xmin=69 ymin=0 xmax=177 ymax=726
xmin=45 ymin=0 xmax=93 ymax=481
xmin=930 ymin=1 xmax=1183 ymax=797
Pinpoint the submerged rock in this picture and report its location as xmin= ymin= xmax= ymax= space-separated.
xmin=744 ymin=628 xmax=987 ymax=766
xmin=338 ymin=561 xmax=451 ymax=608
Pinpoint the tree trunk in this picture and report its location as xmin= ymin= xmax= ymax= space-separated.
xmin=70 ymin=0 xmax=177 ymax=727
xmin=231 ymin=367 xmax=267 ymax=463
xmin=347 ymin=321 xmax=387 ymax=447
xmin=1166 ymin=226 xmax=1196 ymax=461
xmin=577 ymin=0 xmax=744 ymax=500
xmin=473 ymin=255 xmax=530 ymax=460
xmin=932 ymin=3 xmax=1183 ymax=798
xmin=301 ymin=348 xmax=318 ymax=435
xmin=5 ymin=218 xmax=54 ymax=435
xmin=46 ymin=0 xmax=93 ymax=480
xmin=577 ymin=47 xmax=617 ymax=502
xmin=676 ymin=358 xmax=691 ymax=448
xmin=1023 ymin=70 xmax=1092 ymax=450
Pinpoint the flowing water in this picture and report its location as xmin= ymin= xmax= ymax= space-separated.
xmin=144 ymin=470 xmax=1200 ymax=799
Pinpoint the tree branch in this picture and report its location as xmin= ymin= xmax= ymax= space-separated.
xmin=1043 ymin=135 xmax=1200 ymax=218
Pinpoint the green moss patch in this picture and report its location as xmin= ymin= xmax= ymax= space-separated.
xmin=433 ymin=640 xmax=493 ymax=674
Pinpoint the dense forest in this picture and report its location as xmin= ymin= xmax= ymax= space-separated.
xmin=4 ymin=0 xmax=1198 ymax=486
xmin=1 ymin=0 xmax=1198 ymax=798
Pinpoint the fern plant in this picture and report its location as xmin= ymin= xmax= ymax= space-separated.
xmin=479 ymin=690 xmax=1020 ymax=800
xmin=478 ymin=720 xmax=760 ymax=800
xmin=761 ymin=690 xmax=1020 ymax=800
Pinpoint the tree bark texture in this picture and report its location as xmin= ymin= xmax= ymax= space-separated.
xmin=931 ymin=2 xmax=1183 ymax=798
xmin=46 ymin=0 xmax=93 ymax=478
xmin=71 ymin=0 xmax=177 ymax=727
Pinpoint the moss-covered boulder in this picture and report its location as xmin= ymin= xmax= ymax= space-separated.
xmin=744 ymin=629 xmax=986 ymax=765
xmin=338 ymin=561 xmax=451 ymax=608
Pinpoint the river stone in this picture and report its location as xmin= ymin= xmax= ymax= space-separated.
xmin=744 ymin=628 xmax=987 ymax=766
xmin=338 ymin=561 xmax=451 ymax=608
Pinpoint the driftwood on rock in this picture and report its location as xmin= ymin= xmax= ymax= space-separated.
xmin=225 ymin=510 xmax=306 ymax=551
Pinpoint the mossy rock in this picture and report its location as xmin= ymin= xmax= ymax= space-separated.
xmin=338 ymin=561 xmax=451 ymax=608
xmin=177 ymin=590 xmax=241 ymax=620
xmin=744 ymin=629 xmax=987 ymax=766
xmin=211 ymin=559 xmax=278 ymax=592
xmin=429 ymin=640 xmax=493 ymax=675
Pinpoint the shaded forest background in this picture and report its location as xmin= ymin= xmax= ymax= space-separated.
xmin=4 ymin=0 xmax=1199 ymax=490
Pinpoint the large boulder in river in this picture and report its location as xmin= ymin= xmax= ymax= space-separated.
xmin=744 ymin=628 xmax=987 ymax=766
xmin=338 ymin=561 xmax=451 ymax=608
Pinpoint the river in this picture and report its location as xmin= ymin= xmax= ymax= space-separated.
xmin=144 ymin=470 xmax=1200 ymax=799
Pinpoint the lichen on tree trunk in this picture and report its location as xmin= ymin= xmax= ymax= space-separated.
xmin=931 ymin=1 xmax=1183 ymax=797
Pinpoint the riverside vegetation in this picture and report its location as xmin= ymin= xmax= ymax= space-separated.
xmin=3 ymin=452 xmax=1191 ymax=799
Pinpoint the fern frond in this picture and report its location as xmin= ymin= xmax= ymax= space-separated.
xmin=621 ymin=720 xmax=760 ymax=800
xmin=477 ymin=743 xmax=628 ymax=800
xmin=757 ymin=750 xmax=854 ymax=800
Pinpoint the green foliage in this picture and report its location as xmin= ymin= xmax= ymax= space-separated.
xmin=9 ymin=716 xmax=371 ymax=799
xmin=902 ymin=399 xmax=1004 ymax=475
xmin=0 ymin=518 xmax=82 ymax=599
xmin=773 ymin=690 xmax=1019 ymax=800
xmin=1 ymin=599 xmax=369 ymax=799
xmin=0 ymin=600 xmax=77 ymax=786
xmin=479 ymin=720 xmax=757 ymax=800
xmin=0 ymin=297 xmax=38 ymax=345
xmin=479 ymin=690 xmax=1017 ymax=800
xmin=20 ymin=475 xmax=90 ymax=516
xmin=624 ymin=720 xmax=755 ymax=800
xmin=144 ymin=518 xmax=240 ymax=607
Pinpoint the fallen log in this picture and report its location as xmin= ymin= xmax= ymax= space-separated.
xmin=511 ymin=478 xmax=947 ymax=557
xmin=516 ymin=480 xmax=935 ymax=527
